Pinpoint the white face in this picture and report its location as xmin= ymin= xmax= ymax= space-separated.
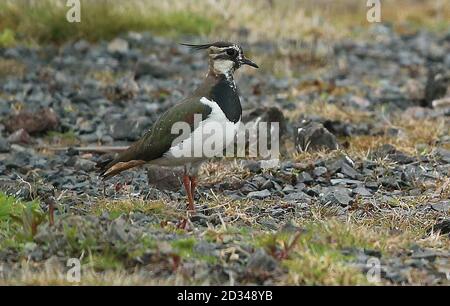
xmin=213 ymin=59 xmax=235 ymax=75
xmin=209 ymin=45 xmax=242 ymax=76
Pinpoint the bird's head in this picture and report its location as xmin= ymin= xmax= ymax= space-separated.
xmin=181 ymin=41 xmax=258 ymax=77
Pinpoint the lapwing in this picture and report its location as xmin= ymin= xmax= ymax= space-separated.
xmin=97 ymin=42 xmax=258 ymax=212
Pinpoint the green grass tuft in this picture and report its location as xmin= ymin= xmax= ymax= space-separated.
xmin=0 ymin=0 xmax=217 ymax=44
xmin=0 ymin=192 xmax=45 ymax=248
xmin=0 ymin=28 xmax=16 ymax=47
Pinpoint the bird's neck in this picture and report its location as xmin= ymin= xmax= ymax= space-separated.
xmin=207 ymin=69 xmax=236 ymax=89
xmin=206 ymin=71 xmax=241 ymax=123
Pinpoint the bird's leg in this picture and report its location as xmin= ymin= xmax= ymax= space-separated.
xmin=190 ymin=175 xmax=197 ymax=201
xmin=182 ymin=174 xmax=195 ymax=212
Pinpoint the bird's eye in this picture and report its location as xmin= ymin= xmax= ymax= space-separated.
xmin=226 ymin=48 xmax=238 ymax=57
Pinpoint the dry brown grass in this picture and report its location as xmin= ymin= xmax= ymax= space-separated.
xmin=0 ymin=261 xmax=177 ymax=285
xmin=347 ymin=116 xmax=447 ymax=157
xmin=0 ymin=59 xmax=26 ymax=79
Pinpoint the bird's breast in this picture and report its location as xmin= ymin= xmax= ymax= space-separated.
xmin=164 ymin=97 xmax=240 ymax=160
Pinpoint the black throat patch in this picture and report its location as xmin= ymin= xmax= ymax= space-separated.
xmin=209 ymin=75 xmax=242 ymax=123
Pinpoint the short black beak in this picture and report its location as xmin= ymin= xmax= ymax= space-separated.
xmin=240 ymin=57 xmax=259 ymax=68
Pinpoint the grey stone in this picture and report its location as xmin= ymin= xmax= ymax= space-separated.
xmin=0 ymin=137 xmax=10 ymax=153
xmin=297 ymin=171 xmax=313 ymax=183
xmin=108 ymin=217 xmax=129 ymax=242
xmin=240 ymin=183 xmax=258 ymax=193
xmin=340 ymin=163 xmax=359 ymax=179
xmin=322 ymin=187 xmax=353 ymax=206
xmin=431 ymin=201 xmax=449 ymax=212
xmin=194 ymin=241 xmax=217 ymax=257
xmin=241 ymin=160 xmax=262 ymax=173
xmin=7 ymin=128 xmax=33 ymax=144
xmin=435 ymin=148 xmax=450 ymax=164
xmin=247 ymin=189 xmax=271 ymax=199
xmin=147 ymin=166 xmax=182 ymax=191
xmin=353 ymin=186 xmax=372 ymax=196
xmin=313 ymin=166 xmax=328 ymax=177
xmin=284 ymin=192 xmax=311 ymax=204
xmin=330 ymin=179 xmax=362 ymax=186
xmin=246 ymin=249 xmax=278 ymax=271
xmin=282 ymin=184 xmax=295 ymax=193
xmin=75 ymin=158 xmax=96 ymax=172
xmin=411 ymin=249 xmax=439 ymax=261
xmin=295 ymin=122 xmax=338 ymax=152
xmin=260 ymin=179 xmax=274 ymax=190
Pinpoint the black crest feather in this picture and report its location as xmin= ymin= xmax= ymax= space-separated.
xmin=180 ymin=41 xmax=235 ymax=51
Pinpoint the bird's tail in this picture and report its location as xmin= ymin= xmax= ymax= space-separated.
xmin=96 ymin=145 xmax=146 ymax=180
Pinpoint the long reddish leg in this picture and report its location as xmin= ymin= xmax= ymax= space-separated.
xmin=183 ymin=174 xmax=195 ymax=211
xmin=49 ymin=201 xmax=55 ymax=226
xmin=190 ymin=176 xmax=197 ymax=202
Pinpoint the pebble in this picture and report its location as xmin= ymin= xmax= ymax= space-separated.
xmin=247 ymin=189 xmax=271 ymax=199
xmin=0 ymin=137 xmax=11 ymax=152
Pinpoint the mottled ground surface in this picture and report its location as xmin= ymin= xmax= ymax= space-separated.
xmin=0 ymin=26 xmax=449 ymax=285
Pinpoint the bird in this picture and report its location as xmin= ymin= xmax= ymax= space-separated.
xmin=96 ymin=41 xmax=258 ymax=212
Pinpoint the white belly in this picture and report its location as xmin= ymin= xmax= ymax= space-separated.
xmin=165 ymin=97 xmax=240 ymax=160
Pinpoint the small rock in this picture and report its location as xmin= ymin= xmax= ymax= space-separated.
xmin=322 ymin=187 xmax=353 ymax=206
xmin=193 ymin=241 xmax=217 ymax=257
xmin=284 ymin=192 xmax=311 ymax=204
xmin=282 ymin=184 xmax=295 ymax=193
xmin=73 ymin=39 xmax=90 ymax=53
xmin=147 ymin=166 xmax=182 ymax=191
xmin=240 ymin=160 xmax=262 ymax=173
xmin=411 ymin=249 xmax=439 ymax=261
xmin=4 ymin=108 xmax=59 ymax=134
xmin=297 ymin=171 xmax=313 ymax=183
xmin=240 ymin=183 xmax=258 ymax=194
xmin=0 ymin=137 xmax=10 ymax=152
xmin=296 ymin=121 xmax=338 ymax=152
xmin=74 ymin=158 xmax=96 ymax=172
xmin=4 ymin=151 xmax=32 ymax=168
xmin=431 ymin=201 xmax=449 ymax=212
xmin=108 ymin=217 xmax=129 ymax=242
xmin=260 ymin=179 xmax=274 ymax=190
xmin=107 ymin=38 xmax=129 ymax=54
xmin=246 ymin=249 xmax=278 ymax=272
xmin=6 ymin=128 xmax=33 ymax=144
xmin=330 ymin=179 xmax=362 ymax=186
xmin=435 ymin=148 xmax=450 ymax=164
xmin=313 ymin=166 xmax=327 ymax=177
xmin=247 ymin=189 xmax=271 ymax=199
xmin=353 ymin=186 xmax=372 ymax=196
xmin=340 ymin=163 xmax=359 ymax=179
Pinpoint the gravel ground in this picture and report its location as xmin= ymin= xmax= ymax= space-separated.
xmin=0 ymin=26 xmax=449 ymax=285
